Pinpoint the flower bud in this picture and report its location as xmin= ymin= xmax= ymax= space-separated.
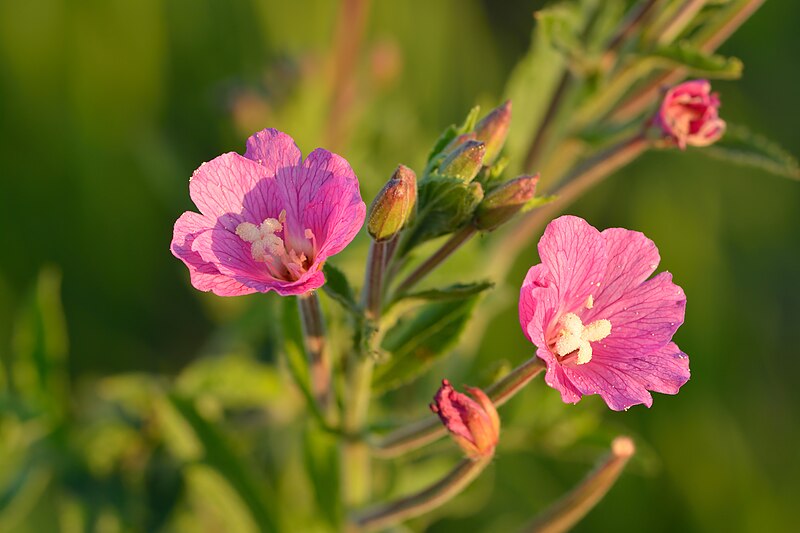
xmin=442 ymin=132 xmax=477 ymax=155
xmin=438 ymin=140 xmax=485 ymax=182
xmin=474 ymin=174 xmax=539 ymax=231
xmin=430 ymin=379 xmax=500 ymax=460
xmin=653 ymin=79 xmax=725 ymax=150
xmin=473 ymin=100 xmax=511 ymax=165
xmin=367 ymin=165 xmax=417 ymax=241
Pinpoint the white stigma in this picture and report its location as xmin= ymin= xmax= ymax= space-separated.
xmin=554 ymin=312 xmax=611 ymax=365
xmin=236 ymin=218 xmax=286 ymax=262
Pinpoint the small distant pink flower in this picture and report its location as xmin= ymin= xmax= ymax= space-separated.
xmin=171 ymin=129 xmax=366 ymax=296
xmin=654 ymin=79 xmax=725 ymax=149
xmin=430 ymin=380 xmax=500 ymax=459
xmin=518 ymin=216 xmax=690 ymax=411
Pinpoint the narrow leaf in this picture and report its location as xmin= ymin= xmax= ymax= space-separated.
xmin=398 ymin=281 xmax=494 ymax=302
xmin=373 ymin=296 xmax=480 ymax=392
xmin=322 ymin=263 xmax=358 ymax=314
xmin=647 ymin=41 xmax=743 ymax=79
xmin=700 ymin=124 xmax=800 ymax=180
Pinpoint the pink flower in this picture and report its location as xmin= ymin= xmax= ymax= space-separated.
xmin=171 ymin=129 xmax=366 ymax=296
xmin=654 ymin=79 xmax=725 ymax=149
xmin=518 ymin=216 xmax=690 ymax=411
xmin=430 ymin=380 xmax=500 ymax=459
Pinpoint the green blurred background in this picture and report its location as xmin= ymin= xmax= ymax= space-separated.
xmin=1 ymin=0 xmax=798 ymax=531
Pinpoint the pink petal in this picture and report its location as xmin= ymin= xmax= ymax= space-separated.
xmin=171 ymin=212 xmax=255 ymax=296
xmin=279 ymin=148 xmax=366 ymax=259
xmin=538 ymin=216 xmax=606 ymax=314
xmin=519 ymin=263 xmax=558 ymax=347
xmin=583 ymin=227 xmax=660 ymax=322
xmin=537 ymin=347 xmax=582 ymax=405
xmin=592 ymin=272 xmax=686 ymax=355
xmin=563 ymin=361 xmax=654 ymax=411
xmin=243 ymin=128 xmax=302 ymax=174
xmin=189 ymin=152 xmax=283 ymax=224
xmin=594 ymin=341 xmax=690 ymax=397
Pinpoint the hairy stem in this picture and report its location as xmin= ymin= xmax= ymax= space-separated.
xmin=393 ymin=225 xmax=476 ymax=296
xmin=351 ymin=456 xmax=492 ymax=532
xmin=371 ymin=358 xmax=545 ymax=458
xmin=525 ymin=437 xmax=636 ymax=533
xmin=297 ymin=292 xmax=333 ymax=416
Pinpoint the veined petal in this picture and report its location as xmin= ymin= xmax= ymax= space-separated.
xmin=537 ymin=215 xmax=606 ymax=314
xmin=244 ymin=128 xmax=302 ymax=174
xmin=519 ymin=263 xmax=558 ymax=347
xmin=583 ymin=227 xmax=660 ymax=324
xmin=592 ymin=272 xmax=685 ymax=355
xmin=189 ymin=152 xmax=283 ymax=223
xmin=171 ymin=211 xmax=255 ymax=296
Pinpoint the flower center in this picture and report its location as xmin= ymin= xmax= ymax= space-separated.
xmin=553 ymin=312 xmax=611 ymax=365
xmin=235 ymin=210 xmax=316 ymax=281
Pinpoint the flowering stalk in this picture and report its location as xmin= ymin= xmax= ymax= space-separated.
xmin=525 ymin=437 xmax=636 ymax=533
xmin=371 ymin=358 xmax=545 ymax=458
xmin=351 ymin=455 xmax=493 ymax=532
xmin=297 ymin=292 xmax=334 ymax=416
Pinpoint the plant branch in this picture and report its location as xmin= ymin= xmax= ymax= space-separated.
xmin=393 ymin=225 xmax=476 ymax=297
xmin=525 ymin=437 xmax=636 ymax=533
xmin=371 ymin=357 xmax=545 ymax=458
xmin=351 ymin=456 xmax=492 ymax=532
xmin=297 ymin=292 xmax=334 ymax=415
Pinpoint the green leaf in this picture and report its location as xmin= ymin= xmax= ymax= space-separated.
xmin=322 ymin=263 xmax=358 ymax=314
xmin=9 ymin=267 xmax=69 ymax=419
xmin=372 ymin=295 xmax=480 ymax=393
xmin=398 ymin=281 xmax=494 ymax=302
xmin=166 ymin=395 xmax=279 ymax=532
xmin=176 ymin=353 xmax=285 ymax=409
xmin=302 ymin=425 xmax=341 ymax=528
xmin=401 ymin=177 xmax=483 ymax=252
xmin=647 ymin=41 xmax=743 ymax=79
xmin=700 ymin=124 xmax=800 ymax=180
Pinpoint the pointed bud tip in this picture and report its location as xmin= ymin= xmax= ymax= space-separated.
xmin=474 ymin=100 xmax=512 ymax=165
xmin=474 ymin=174 xmax=540 ymax=231
xmin=439 ymin=140 xmax=486 ymax=182
xmin=367 ymin=165 xmax=418 ymax=241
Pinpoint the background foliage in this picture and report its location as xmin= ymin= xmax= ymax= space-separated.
xmin=1 ymin=0 xmax=798 ymax=531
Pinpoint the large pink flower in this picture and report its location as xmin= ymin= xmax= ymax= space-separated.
xmin=654 ymin=79 xmax=725 ymax=150
xmin=171 ymin=129 xmax=366 ymax=296
xmin=518 ymin=216 xmax=690 ymax=410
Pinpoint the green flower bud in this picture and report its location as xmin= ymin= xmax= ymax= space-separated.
xmin=438 ymin=140 xmax=485 ymax=182
xmin=442 ymin=132 xmax=477 ymax=155
xmin=474 ymin=174 xmax=539 ymax=231
xmin=367 ymin=165 xmax=417 ymax=241
xmin=473 ymin=100 xmax=511 ymax=165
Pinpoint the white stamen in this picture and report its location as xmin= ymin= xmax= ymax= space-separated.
xmin=585 ymin=295 xmax=594 ymax=309
xmin=554 ymin=312 xmax=612 ymax=365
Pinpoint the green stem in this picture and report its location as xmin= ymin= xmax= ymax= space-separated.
xmin=297 ymin=292 xmax=333 ymax=417
xmin=371 ymin=358 xmax=545 ymax=458
xmin=525 ymin=437 xmax=636 ymax=533
xmin=351 ymin=456 xmax=492 ymax=532
xmin=491 ymin=133 xmax=650 ymax=280
xmin=393 ymin=225 xmax=476 ymax=297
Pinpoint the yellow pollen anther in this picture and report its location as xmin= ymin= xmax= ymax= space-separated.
xmin=585 ymin=295 xmax=594 ymax=309
xmin=554 ymin=312 xmax=612 ymax=365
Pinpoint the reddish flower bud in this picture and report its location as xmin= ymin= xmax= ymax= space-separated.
xmin=473 ymin=100 xmax=512 ymax=165
xmin=430 ymin=379 xmax=500 ymax=459
xmin=654 ymin=79 xmax=725 ymax=150
xmin=367 ymin=165 xmax=417 ymax=241
xmin=474 ymin=174 xmax=539 ymax=231
xmin=438 ymin=140 xmax=485 ymax=182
